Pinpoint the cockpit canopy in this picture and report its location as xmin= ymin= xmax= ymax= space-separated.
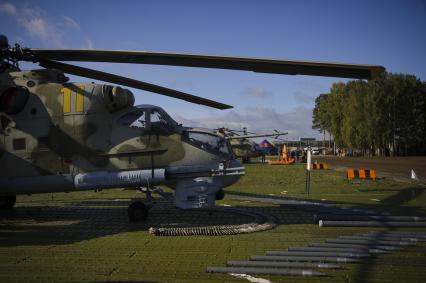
xmin=117 ymin=105 xmax=178 ymax=133
xmin=184 ymin=128 xmax=231 ymax=156
xmin=118 ymin=106 xmax=232 ymax=156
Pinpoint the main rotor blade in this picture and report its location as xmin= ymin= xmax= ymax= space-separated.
xmin=30 ymin=49 xmax=385 ymax=80
xmin=226 ymin=129 xmax=257 ymax=135
xmin=227 ymin=132 xmax=288 ymax=140
xmin=38 ymin=60 xmax=232 ymax=110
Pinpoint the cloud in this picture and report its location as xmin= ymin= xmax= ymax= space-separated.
xmin=0 ymin=2 xmax=62 ymax=46
xmin=62 ymin=16 xmax=80 ymax=29
xmin=296 ymin=79 xmax=325 ymax=90
xmin=293 ymin=90 xmax=317 ymax=104
xmin=173 ymin=106 xmax=322 ymax=140
xmin=0 ymin=2 xmax=83 ymax=47
xmin=292 ymin=79 xmax=328 ymax=105
xmin=0 ymin=2 xmax=16 ymax=15
xmin=242 ymin=87 xmax=273 ymax=98
xmin=20 ymin=17 xmax=50 ymax=39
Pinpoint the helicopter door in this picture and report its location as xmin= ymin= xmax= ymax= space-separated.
xmin=113 ymin=108 xmax=176 ymax=170
xmin=138 ymin=109 xmax=162 ymax=170
xmin=133 ymin=109 xmax=168 ymax=169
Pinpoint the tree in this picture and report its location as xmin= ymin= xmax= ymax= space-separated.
xmin=312 ymin=73 xmax=426 ymax=156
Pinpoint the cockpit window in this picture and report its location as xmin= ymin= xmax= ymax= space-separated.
xmin=117 ymin=107 xmax=178 ymax=131
xmin=118 ymin=110 xmax=146 ymax=128
xmin=150 ymin=109 xmax=176 ymax=129
xmin=186 ymin=131 xmax=230 ymax=155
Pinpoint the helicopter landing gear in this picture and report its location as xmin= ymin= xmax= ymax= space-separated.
xmin=215 ymin=189 xmax=225 ymax=200
xmin=0 ymin=195 xmax=16 ymax=209
xmin=128 ymin=201 xmax=149 ymax=222
xmin=128 ymin=186 xmax=170 ymax=222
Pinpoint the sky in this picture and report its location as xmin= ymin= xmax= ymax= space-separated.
xmin=1 ymin=0 xmax=426 ymax=140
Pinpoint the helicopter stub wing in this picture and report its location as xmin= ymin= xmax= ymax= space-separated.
xmin=29 ymin=49 xmax=385 ymax=80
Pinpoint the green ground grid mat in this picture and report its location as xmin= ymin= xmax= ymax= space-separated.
xmin=1 ymin=164 xmax=425 ymax=282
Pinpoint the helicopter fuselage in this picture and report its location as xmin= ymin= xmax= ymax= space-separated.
xmin=0 ymin=69 xmax=244 ymax=209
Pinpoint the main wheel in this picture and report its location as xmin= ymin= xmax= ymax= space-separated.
xmin=0 ymin=196 xmax=16 ymax=209
xmin=128 ymin=202 xmax=148 ymax=222
xmin=215 ymin=189 xmax=225 ymax=200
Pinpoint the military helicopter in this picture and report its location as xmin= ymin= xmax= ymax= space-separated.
xmin=217 ymin=127 xmax=287 ymax=163
xmin=0 ymin=35 xmax=385 ymax=221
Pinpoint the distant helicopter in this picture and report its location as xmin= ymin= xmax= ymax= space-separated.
xmin=217 ymin=127 xmax=287 ymax=163
xmin=0 ymin=34 xmax=385 ymax=221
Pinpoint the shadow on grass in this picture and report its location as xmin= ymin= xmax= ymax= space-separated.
xmin=380 ymin=187 xmax=425 ymax=206
xmin=2 ymin=187 xmax=425 ymax=282
xmin=227 ymin=189 xmax=426 ymax=283
xmin=227 ymin=186 xmax=426 ymax=215
xmin=0 ymin=198 xmax=315 ymax=247
xmin=94 ymin=281 xmax=157 ymax=283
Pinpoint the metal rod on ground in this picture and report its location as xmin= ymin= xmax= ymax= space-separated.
xmin=338 ymin=234 xmax=418 ymax=242
xmin=309 ymin=242 xmax=401 ymax=251
xmin=352 ymin=231 xmax=426 ymax=238
xmin=206 ymin=266 xmax=326 ymax=277
xmin=227 ymin=260 xmax=343 ymax=269
xmin=349 ymin=208 xmax=384 ymax=214
xmin=281 ymin=205 xmax=379 ymax=216
xmin=319 ymin=220 xmax=426 ymax=228
xmin=338 ymin=235 xmax=422 ymax=242
xmin=288 ymin=247 xmax=387 ymax=254
xmin=266 ymin=251 xmax=370 ymax=258
xmin=312 ymin=209 xmax=381 ymax=215
xmin=324 ymin=238 xmax=413 ymax=246
xmin=365 ymin=231 xmax=426 ymax=237
xmin=369 ymin=231 xmax=426 ymax=235
xmin=364 ymin=233 xmax=426 ymax=240
xmin=314 ymin=214 xmax=426 ymax=222
xmin=250 ymin=255 xmax=359 ymax=263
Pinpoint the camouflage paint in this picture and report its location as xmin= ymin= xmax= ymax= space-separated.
xmin=0 ymin=69 xmax=224 ymax=181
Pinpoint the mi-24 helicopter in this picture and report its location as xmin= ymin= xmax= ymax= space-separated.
xmin=217 ymin=127 xmax=287 ymax=163
xmin=0 ymin=35 xmax=385 ymax=221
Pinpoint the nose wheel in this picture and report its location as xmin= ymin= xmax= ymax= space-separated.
xmin=128 ymin=202 xmax=149 ymax=222
xmin=215 ymin=189 xmax=225 ymax=200
xmin=128 ymin=186 xmax=171 ymax=222
xmin=0 ymin=196 xmax=16 ymax=209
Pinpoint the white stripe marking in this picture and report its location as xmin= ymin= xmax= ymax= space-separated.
xmin=230 ymin=273 xmax=272 ymax=283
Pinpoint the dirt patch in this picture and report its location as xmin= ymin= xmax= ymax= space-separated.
xmin=313 ymin=156 xmax=426 ymax=183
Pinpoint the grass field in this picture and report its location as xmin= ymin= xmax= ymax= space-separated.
xmin=1 ymin=164 xmax=426 ymax=282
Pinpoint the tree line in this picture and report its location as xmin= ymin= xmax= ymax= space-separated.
xmin=312 ymin=73 xmax=426 ymax=156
